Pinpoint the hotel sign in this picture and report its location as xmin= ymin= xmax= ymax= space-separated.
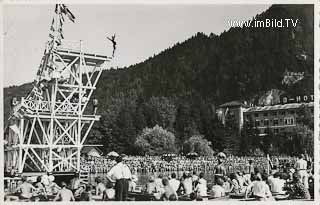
xmin=280 ymin=95 xmax=314 ymax=104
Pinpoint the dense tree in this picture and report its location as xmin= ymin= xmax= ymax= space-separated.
xmin=183 ymin=135 xmax=214 ymax=156
xmin=134 ymin=125 xmax=176 ymax=155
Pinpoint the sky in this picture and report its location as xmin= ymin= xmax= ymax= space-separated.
xmin=3 ymin=4 xmax=270 ymax=87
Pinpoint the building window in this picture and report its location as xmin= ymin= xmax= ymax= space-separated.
xmin=272 ymin=111 xmax=277 ymax=116
xmin=274 ymin=128 xmax=279 ymax=134
xmin=273 ymin=119 xmax=279 ymax=126
xmin=284 ymin=117 xmax=295 ymax=125
xmin=254 ymin=113 xmax=259 ymax=117
xmin=281 ymin=111 xmax=286 ymax=115
xmin=290 ymin=110 xmax=295 ymax=115
xmin=255 ymin=120 xmax=260 ymax=127
xmin=260 ymin=129 xmax=265 ymax=134
xmin=263 ymin=112 xmax=268 ymax=117
xmin=264 ymin=119 xmax=269 ymax=126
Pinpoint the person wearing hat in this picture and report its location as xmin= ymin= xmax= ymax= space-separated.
xmin=294 ymin=154 xmax=308 ymax=189
xmin=14 ymin=176 xmax=36 ymax=200
xmin=106 ymin=155 xmax=132 ymax=201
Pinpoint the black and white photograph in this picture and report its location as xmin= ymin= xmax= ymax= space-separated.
xmin=2 ymin=2 xmax=316 ymax=202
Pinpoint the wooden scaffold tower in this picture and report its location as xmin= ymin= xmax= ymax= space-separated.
xmin=4 ymin=4 xmax=113 ymax=175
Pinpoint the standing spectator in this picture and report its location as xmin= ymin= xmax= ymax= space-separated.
xmin=107 ymin=155 xmax=132 ymax=201
xmin=93 ymin=98 xmax=98 ymax=114
xmin=214 ymin=152 xmax=227 ymax=178
xmin=294 ymin=154 xmax=308 ymax=189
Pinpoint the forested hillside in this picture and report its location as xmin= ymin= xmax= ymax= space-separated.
xmin=4 ymin=5 xmax=314 ymax=155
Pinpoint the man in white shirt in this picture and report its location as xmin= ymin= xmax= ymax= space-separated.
xmin=169 ymin=173 xmax=180 ymax=193
xmin=107 ymin=155 xmax=132 ymax=201
xmin=294 ymin=154 xmax=308 ymax=189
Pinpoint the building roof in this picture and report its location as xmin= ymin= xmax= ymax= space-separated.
xmin=244 ymin=102 xmax=313 ymax=113
xmin=219 ymin=101 xmax=248 ymax=108
xmin=81 ymin=146 xmax=103 ymax=154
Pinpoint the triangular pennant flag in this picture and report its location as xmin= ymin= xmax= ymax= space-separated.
xmin=61 ymin=4 xmax=67 ymax=14
xmin=65 ymin=7 xmax=75 ymax=23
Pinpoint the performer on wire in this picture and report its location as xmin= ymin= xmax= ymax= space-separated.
xmin=107 ymin=34 xmax=117 ymax=57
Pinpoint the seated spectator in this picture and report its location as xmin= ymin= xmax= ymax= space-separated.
xmin=128 ymin=175 xmax=138 ymax=192
xmin=79 ymin=185 xmax=92 ymax=201
xmin=210 ymin=176 xmax=226 ymax=198
xmin=54 ymin=182 xmax=75 ymax=201
xmin=103 ymin=181 xmax=115 ymax=200
xmin=155 ymin=174 xmax=164 ymax=192
xmin=161 ymin=178 xmax=177 ymax=201
xmin=95 ymin=177 xmax=106 ymax=199
xmin=183 ymin=172 xmax=193 ymax=195
xmin=47 ymin=175 xmax=61 ymax=195
xmin=145 ymin=176 xmax=158 ymax=194
xmin=229 ymin=173 xmax=241 ymax=194
xmin=245 ymin=173 xmax=273 ymax=201
xmin=169 ymin=173 xmax=180 ymax=193
xmin=195 ymin=173 xmax=207 ymax=198
xmin=34 ymin=176 xmax=47 ymax=198
xmin=15 ymin=177 xmax=36 ymax=200
xmin=287 ymin=173 xmax=311 ymax=200
xmin=268 ymin=172 xmax=285 ymax=194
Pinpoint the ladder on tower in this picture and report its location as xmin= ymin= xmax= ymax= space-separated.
xmin=79 ymin=171 xmax=89 ymax=184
